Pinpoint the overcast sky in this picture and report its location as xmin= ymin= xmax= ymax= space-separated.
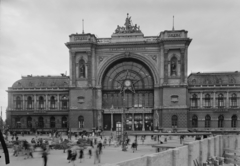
xmin=0 ymin=0 xmax=240 ymax=120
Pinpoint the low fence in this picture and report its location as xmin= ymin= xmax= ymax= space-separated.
xmin=105 ymin=135 xmax=240 ymax=166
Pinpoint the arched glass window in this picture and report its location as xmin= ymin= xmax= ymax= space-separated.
xmin=191 ymin=94 xmax=198 ymax=108
xmin=50 ymin=96 xmax=55 ymax=109
xmin=78 ymin=116 xmax=84 ymax=129
xmin=204 ymin=94 xmax=211 ymax=108
xmin=38 ymin=116 xmax=44 ymax=128
xmin=16 ymin=96 xmax=22 ymax=109
xmin=50 ymin=116 xmax=55 ymax=128
xmin=62 ymin=116 xmax=67 ymax=128
xmin=231 ymin=115 xmax=237 ymax=128
xmin=39 ymin=96 xmax=44 ymax=109
xmin=172 ymin=115 xmax=178 ymax=127
xmin=205 ymin=115 xmax=211 ymax=128
xmin=62 ymin=96 xmax=68 ymax=109
xmin=170 ymin=56 xmax=177 ymax=76
xmin=27 ymin=97 xmax=32 ymax=109
xmin=79 ymin=59 xmax=86 ymax=78
xmin=217 ymin=94 xmax=224 ymax=108
xmin=192 ymin=115 xmax=198 ymax=128
xmin=15 ymin=117 xmax=21 ymax=128
xmin=218 ymin=115 xmax=224 ymax=128
xmin=230 ymin=93 xmax=237 ymax=108
xmin=27 ymin=116 xmax=32 ymax=128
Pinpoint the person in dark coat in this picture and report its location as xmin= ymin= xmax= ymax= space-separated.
xmin=97 ymin=142 xmax=103 ymax=154
xmin=42 ymin=148 xmax=48 ymax=166
xmin=79 ymin=149 xmax=84 ymax=163
xmin=67 ymin=149 xmax=72 ymax=163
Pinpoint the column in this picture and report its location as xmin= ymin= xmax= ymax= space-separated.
xmin=163 ymin=49 xmax=169 ymax=84
xmin=22 ymin=95 xmax=25 ymax=109
xmin=226 ymin=91 xmax=229 ymax=108
xmin=142 ymin=113 xmax=145 ymax=131
xmin=45 ymin=94 xmax=48 ymax=110
xmin=57 ymin=94 xmax=60 ymax=109
xmin=34 ymin=95 xmax=37 ymax=109
xmin=111 ymin=113 xmax=113 ymax=131
xmin=200 ymin=92 xmax=203 ymax=108
xmin=213 ymin=92 xmax=216 ymax=108
xmin=132 ymin=113 xmax=134 ymax=131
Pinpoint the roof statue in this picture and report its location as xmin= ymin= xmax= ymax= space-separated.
xmin=115 ymin=13 xmax=142 ymax=34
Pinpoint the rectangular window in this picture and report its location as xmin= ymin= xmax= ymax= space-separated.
xmin=171 ymin=95 xmax=178 ymax=103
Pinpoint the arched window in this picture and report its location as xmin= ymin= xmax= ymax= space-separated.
xmin=78 ymin=116 xmax=84 ymax=129
xmin=230 ymin=93 xmax=237 ymax=108
xmin=27 ymin=116 xmax=32 ymax=128
xmin=61 ymin=96 xmax=68 ymax=109
xmin=217 ymin=94 xmax=224 ymax=108
xmin=204 ymin=94 xmax=211 ymax=108
xmin=15 ymin=117 xmax=21 ymax=128
xmin=50 ymin=116 xmax=55 ymax=128
xmin=192 ymin=115 xmax=198 ymax=128
xmin=205 ymin=115 xmax=211 ymax=128
xmin=79 ymin=59 xmax=86 ymax=78
xmin=172 ymin=115 xmax=178 ymax=127
xmin=170 ymin=56 xmax=177 ymax=76
xmin=16 ymin=96 xmax=22 ymax=109
xmin=39 ymin=96 xmax=44 ymax=109
xmin=27 ymin=97 xmax=32 ymax=109
xmin=38 ymin=116 xmax=44 ymax=128
xmin=62 ymin=116 xmax=67 ymax=128
xmin=191 ymin=94 xmax=198 ymax=108
xmin=50 ymin=96 xmax=55 ymax=109
xmin=218 ymin=115 xmax=224 ymax=128
xmin=231 ymin=115 xmax=237 ymax=128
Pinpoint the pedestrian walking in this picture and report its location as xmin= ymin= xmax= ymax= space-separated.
xmin=93 ymin=147 xmax=100 ymax=164
xmin=131 ymin=142 xmax=136 ymax=153
xmin=97 ymin=141 xmax=103 ymax=154
xmin=108 ymin=137 xmax=111 ymax=146
xmin=79 ymin=149 xmax=84 ymax=163
xmin=67 ymin=149 xmax=72 ymax=163
xmin=88 ymin=147 xmax=92 ymax=159
xmin=71 ymin=150 xmax=77 ymax=166
xmin=42 ymin=148 xmax=48 ymax=166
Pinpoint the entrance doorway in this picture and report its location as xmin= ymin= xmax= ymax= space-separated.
xmin=113 ymin=114 xmax=122 ymax=131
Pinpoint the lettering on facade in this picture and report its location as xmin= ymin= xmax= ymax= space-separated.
xmin=168 ymin=33 xmax=181 ymax=37
xmin=33 ymin=110 xmax=47 ymax=114
xmin=109 ymin=47 xmax=146 ymax=51
xmin=74 ymin=36 xmax=88 ymax=41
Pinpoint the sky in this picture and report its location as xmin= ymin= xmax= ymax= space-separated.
xmin=0 ymin=0 xmax=240 ymax=121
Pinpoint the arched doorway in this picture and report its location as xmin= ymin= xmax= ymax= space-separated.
xmin=78 ymin=116 xmax=84 ymax=129
xmin=50 ymin=116 xmax=55 ymax=128
xmin=38 ymin=116 xmax=44 ymax=128
xmin=27 ymin=116 xmax=32 ymax=128
xmin=101 ymin=59 xmax=154 ymax=131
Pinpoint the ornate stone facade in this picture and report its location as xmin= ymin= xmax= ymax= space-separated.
xmin=6 ymin=14 xmax=240 ymax=133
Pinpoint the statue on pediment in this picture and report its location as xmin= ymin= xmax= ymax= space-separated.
xmin=114 ymin=13 xmax=142 ymax=34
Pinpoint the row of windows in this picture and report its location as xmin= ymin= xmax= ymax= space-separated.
xmin=15 ymin=116 xmax=68 ymax=128
xmin=14 ymin=96 xmax=68 ymax=110
xmin=190 ymin=114 xmax=237 ymax=128
xmin=190 ymin=93 xmax=238 ymax=108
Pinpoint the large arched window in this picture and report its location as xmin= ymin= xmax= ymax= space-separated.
xmin=39 ymin=96 xmax=44 ymax=109
xmin=231 ymin=115 xmax=237 ymax=128
xmin=172 ymin=115 xmax=178 ymax=127
xmin=50 ymin=116 xmax=55 ymax=128
xmin=217 ymin=94 xmax=224 ymax=108
xmin=38 ymin=116 xmax=44 ymax=128
xmin=15 ymin=117 xmax=21 ymax=128
xmin=192 ymin=115 xmax=198 ymax=128
xmin=61 ymin=96 xmax=68 ymax=109
xmin=205 ymin=115 xmax=211 ymax=128
xmin=218 ymin=115 xmax=224 ymax=128
xmin=102 ymin=59 xmax=154 ymax=109
xmin=204 ymin=94 xmax=211 ymax=108
xmin=191 ymin=94 xmax=198 ymax=108
xmin=62 ymin=116 xmax=67 ymax=128
xmin=27 ymin=96 xmax=33 ymax=109
xmin=78 ymin=116 xmax=84 ymax=129
xmin=79 ymin=59 xmax=86 ymax=78
xmin=16 ymin=96 xmax=22 ymax=109
xmin=50 ymin=96 xmax=55 ymax=109
xmin=230 ymin=93 xmax=237 ymax=108
xmin=170 ymin=56 xmax=177 ymax=76
xmin=27 ymin=116 xmax=32 ymax=128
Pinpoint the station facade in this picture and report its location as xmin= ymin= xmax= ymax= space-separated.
xmin=6 ymin=15 xmax=240 ymax=133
